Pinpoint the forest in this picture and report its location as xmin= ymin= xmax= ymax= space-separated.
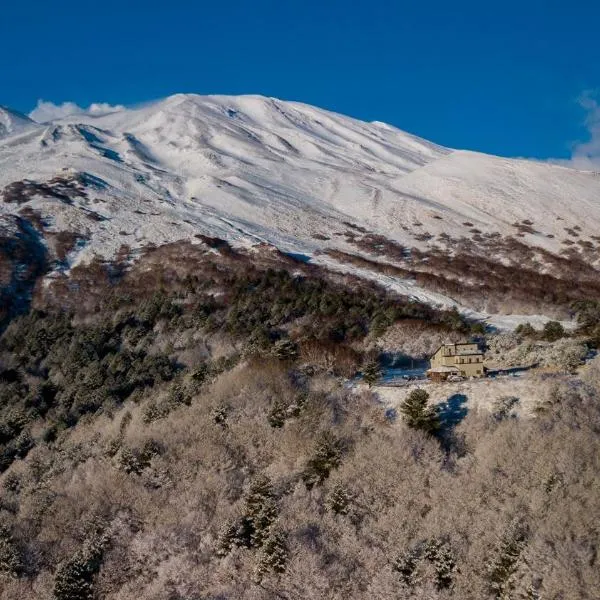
xmin=0 ymin=241 xmax=598 ymax=599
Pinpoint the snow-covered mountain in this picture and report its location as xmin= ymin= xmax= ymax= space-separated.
xmin=2 ymin=93 xmax=600 ymax=327
xmin=0 ymin=106 xmax=39 ymax=140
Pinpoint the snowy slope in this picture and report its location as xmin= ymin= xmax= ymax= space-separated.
xmin=1 ymin=93 xmax=600 ymax=325
xmin=0 ymin=106 xmax=40 ymax=140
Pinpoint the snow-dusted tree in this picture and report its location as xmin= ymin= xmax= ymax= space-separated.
xmin=486 ymin=522 xmax=528 ymax=599
xmin=0 ymin=526 xmax=22 ymax=577
xmin=362 ymin=360 xmax=382 ymax=387
xmin=326 ymin=483 xmax=353 ymax=516
xmin=253 ymin=529 xmax=289 ymax=583
xmin=400 ymin=388 xmax=440 ymax=434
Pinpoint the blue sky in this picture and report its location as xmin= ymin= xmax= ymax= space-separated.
xmin=1 ymin=0 xmax=599 ymax=162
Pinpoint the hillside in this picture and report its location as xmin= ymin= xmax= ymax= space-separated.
xmin=2 ymin=94 xmax=600 ymax=326
xmin=0 ymin=238 xmax=599 ymax=599
xmin=1 ymin=94 xmax=600 ymax=599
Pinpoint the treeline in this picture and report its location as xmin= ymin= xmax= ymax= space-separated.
xmin=0 ymin=240 xmax=473 ymax=478
xmin=329 ymin=230 xmax=600 ymax=317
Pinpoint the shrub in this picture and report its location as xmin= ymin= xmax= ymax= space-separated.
xmin=542 ymin=320 xmax=564 ymax=342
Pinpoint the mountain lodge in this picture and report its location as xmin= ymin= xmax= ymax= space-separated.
xmin=427 ymin=342 xmax=485 ymax=381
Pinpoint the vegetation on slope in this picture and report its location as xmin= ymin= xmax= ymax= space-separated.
xmin=0 ymin=240 xmax=598 ymax=599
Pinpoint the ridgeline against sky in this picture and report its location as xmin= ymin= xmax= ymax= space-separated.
xmin=1 ymin=0 xmax=599 ymax=162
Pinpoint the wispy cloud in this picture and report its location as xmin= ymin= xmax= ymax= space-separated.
xmin=29 ymin=100 xmax=125 ymax=123
xmin=570 ymin=90 xmax=600 ymax=170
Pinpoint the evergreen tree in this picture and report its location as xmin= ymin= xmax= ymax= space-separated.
xmin=543 ymin=320 xmax=564 ymax=342
xmin=486 ymin=522 xmax=528 ymax=599
xmin=216 ymin=475 xmax=278 ymax=554
xmin=53 ymin=533 xmax=106 ymax=600
xmin=400 ymin=388 xmax=440 ymax=434
xmin=362 ymin=360 xmax=382 ymax=387
xmin=267 ymin=399 xmax=287 ymax=428
xmin=272 ymin=339 xmax=298 ymax=360
xmin=515 ymin=322 xmax=537 ymax=338
xmin=326 ymin=483 xmax=353 ymax=515
xmin=393 ymin=537 xmax=456 ymax=591
xmin=302 ymin=432 xmax=343 ymax=490
xmin=253 ymin=529 xmax=288 ymax=583
xmin=0 ymin=525 xmax=22 ymax=577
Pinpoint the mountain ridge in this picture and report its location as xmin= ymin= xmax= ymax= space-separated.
xmin=0 ymin=105 xmax=39 ymax=139
xmin=2 ymin=93 xmax=600 ymax=328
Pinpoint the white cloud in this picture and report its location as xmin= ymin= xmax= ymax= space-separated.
xmin=88 ymin=102 xmax=126 ymax=116
xmin=29 ymin=100 xmax=125 ymax=123
xmin=570 ymin=90 xmax=600 ymax=170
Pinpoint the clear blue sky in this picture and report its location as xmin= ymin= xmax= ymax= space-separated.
xmin=1 ymin=0 xmax=599 ymax=160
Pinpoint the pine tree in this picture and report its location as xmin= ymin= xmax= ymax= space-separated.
xmin=393 ymin=537 xmax=456 ymax=591
xmin=211 ymin=403 xmax=229 ymax=428
xmin=253 ymin=529 xmax=288 ymax=583
xmin=326 ymin=483 xmax=353 ymax=515
xmin=53 ymin=537 xmax=105 ymax=600
xmin=486 ymin=522 xmax=529 ymax=599
xmin=267 ymin=399 xmax=287 ymax=428
xmin=362 ymin=360 xmax=382 ymax=387
xmin=302 ymin=432 xmax=343 ymax=490
xmin=272 ymin=339 xmax=298 ymax=360
xmin=216 ymin=475 xmax=279 ymax=554
xmin=399 ymin=388 xmax=440 ymax=434
xmin=393 ymin=546 xmax=421 ymax=587
xmin=422 ymin=538 xmax=456 ymax=590
xmin=0 ymin=525 xmax=22 ymax=577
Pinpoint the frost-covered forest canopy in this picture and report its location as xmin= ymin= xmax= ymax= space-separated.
xmin=0 ymin=241 xmax=599 ymax=599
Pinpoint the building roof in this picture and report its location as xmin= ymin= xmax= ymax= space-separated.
xmin=431 ymin=342 xmax=483 ymax=357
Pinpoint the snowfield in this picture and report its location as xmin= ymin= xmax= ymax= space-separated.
xmin=1 ymin=94 xmax=600 ymax=328
xmin=0 ymin=106 xmax=38 ymax=140
xmin=369 ymin=371 xmax=570 ymax=419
